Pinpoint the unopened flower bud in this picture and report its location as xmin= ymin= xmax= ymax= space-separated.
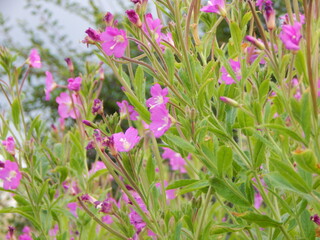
xmin=65 ymin=58 xmax=74 ymax=73
xmin=311 ymin=214 xmax=320 ymax=225
xmin=85 ymin=28 xmax=101 ymax=42
xmin=99 ymin=67 xmax=104 ymax=81
xmin=245 ymin=36 xmax=265 ymax=50
xmin=8 ymin=226 xmax=15 ymax=240
xmin=264 ymin=3 xmax=276 ymax=30
xmin=82 ymin=120 xmax=98 ymax=129
xmin=104 ymin=12 xmax=114 ymax=26
xmin=219 ymin=96 xmax=240 ymax=107
xmin=126 ymin=9 xmax=142 ymax=27
xmin=106 ymin=136 xmax=118 ymax=156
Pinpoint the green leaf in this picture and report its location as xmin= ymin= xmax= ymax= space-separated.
xmin=293 ymin=149 xmax=320 ymax=174
xmin=210 ymin=178 xmax=251 ymax=207
xmin=164 ymin=134 xmax=197 ymax=153
xmin=88 ymin=168 xmax=109 ymax=183
xmin=0 ymin=207 xmax=41 ymax=230
xmin=11 ymin=98 xmax=20 ymax=129
xmin=233 ymin=211 xmax=281 ymax=228
xmin=270 ymin=159 xmax=311 ymax=193
xmin=167 ymin=179 xmax=198 ymax=190
xmin=300 ymin=93 xmax=311 ymax=143
xmin=258 ymin=79 xmax=270 ymax=105
xmin=295 ymin=50 xmax=308 ymax=82
xmin=237 ymin=109 xmax=254 ymax=136
xmin=217 ymin=146 xmax=233 ymax=176
xmin=210 ymin=223 xmax=246 ymax=235
xmin=133 ymin=66 xmax=145 ymax=102
xmin=300 ymin=210 xmax=315 ymax=239
xmin=230 ymin=21 xmax=242 ymax=53
xmin=164 ymin=48 xmax=175 ymax=84
xmin=253 ymin=139 xmax=266 ymax=168
xmin=178 ymin=180 xmax=209 ymax=195
xmin=125 ymin=92 xmax=150 ymax=123
xmin=36 ymin=179 xmax=49 ymax=205
xmin=260 ymin=124 xmax=307 ymax=145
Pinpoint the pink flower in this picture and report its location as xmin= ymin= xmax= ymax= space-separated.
xmin=200 ymin=0 xmax=226 ymax=16
xmin=88 ymin=161 xmax=106 ymax=175
xmin=117 ymin=100 xmax=139 ymax=120
xmin=155 ymin=181 xmax=176 ymax=200
xmin=29 ymin=49 xmax=41 ymax=68
xmin=102 ymin=215 xmax=113 ymax=224
xmin=2 ymin=136 xmax=15 ymax=155
xmin=254 ymin=192 xmax=263 ymax=209
xmin=67 ymin=202 xmax=80 ymax=218
xmin=113 ymin=127 xmax=140 ymax=152
xmin=19 ymin=234 xmax=33 ymax=240
xmin=56 ymin=92 xmax=81 ymax=119
xmin=67 ymin=77 xmax=82 ymax=91
xmin=149 ymin=105 xmax=171 ymax=138
xmin=85 ymin=28 xmax=102 ymax=42
xmin=44 ymin=71 xmax=57 ymax=101
xmin=162 ymin=148 xmax=187 ymax=173
xmin=256 ymin=0 xmax=273 ymax=11
xmin=0 ymin=160 xmax=22 ymax=190
xmin=122 ymin=188 xmax=147 ymax=211
xmin=100 ymin=27 xmax=128 ymax=58
xmin=219 ymin=59 xmax=241 ymax=85
xmin=279 ymin=22 xmax=302 ymax=51
xmin=22 ymin=227 xmax=31 ymax=235
xmin=146 ymin=84 xmax=169 ymax=110
xmin=310 ymin=214 xmax=320 ymax=225
xmin=280 ymin=13 xmax=305 ymax=25
xmin=142 ymin=13 xmax=163 ymax=44
xmin=129 ymin=210 xmax=146 ymax=234
xmin=104 ymin=12 xmax=115 ymax=26
xmin=49 ymin=224 xmax=59 ymax=237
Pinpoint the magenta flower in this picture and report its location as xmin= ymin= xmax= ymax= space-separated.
xmin=254 ymin=192 xmax=263 ymax=209
xmin=146 ymin=84 xmax=169 ymax=110
xmin=67 ymin=202 xmax=80 ymax=218
xmin=49 ymin=224 xmax=59 ymax=237
xmin=44 ymin=71 xmax=57 ymax=101
xmin=279 ymin=22 xmax=302 ymax=51
xmin=155 ymin=181 xmax=176 ymax=200
xmin=18 ymin=233 xmax=33 ymax=240
xmin=102 ymin=215 xmax=113 ymax=224
xmin=129 ymin=210 xmax=146 ymax=234
xmin=2 ymin=136 xmax=15 ymax=155
xmin=142 ymin=13 xmax=163 ymax=43
xmin=92 ymin=99 xmax=104 ymax=115
xmin=100 ymin=27 xmax=128 ymax=58
xmin=200 ymin=0 xmax=226 ymax=16
xmin=256 ymin=0 xmax=273 ymax=11
xmin=56 ymin=92 xmax=81 ymax=119
xmin=162 ymin=148 xmax=187 ymax=173
xmin=29 ymin=49 xmax=41 ymax=68
xmin=219 ymin=59 xmax=241 ymax=85
xmin=149 ymin=105 xmax=171 ymax=138
xmin=310 ymin=214 xmax=320 ymax=225
xmin=85 ymin=28 xmax=102 ymax=42
xmin=22 ymin=227 xmax=31 ymax=235
xmin=113 ymin=127 xmax=140 ymax=152
xmin=0 ymin=160 xmax=22 ymax=190
xmin=104 ymin=12 xmax=115 ymax=26
xmin=117 ymin=100 xmax=139 ymax=120
xmin=88 ymin=161 xmax=106 ymax=175
xmin=67 ymin=77 xmax=82 ymax=91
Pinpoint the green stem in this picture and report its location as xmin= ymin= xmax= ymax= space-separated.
xmin=194 ymin=187 xmax=212 ymax=239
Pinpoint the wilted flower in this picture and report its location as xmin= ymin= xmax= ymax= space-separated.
xmin=67 ymin=77 xmax=82 ymax=91
xmin=264 ymin=1 xmax=275 ymax=30
xmin=149 ymin=105 xmax=171 ymax=137
xmin=113 ymin=127 xmax=140 ymax=152
xmin=104 ymin=12 xmax=115 ymax=26
xmin=279 ymin=22 xmax=302 ymax=51
xmin=100 ymin=27 xmax=128 ymax=58
xmin=44 ymin=71 xmax=57 ymax=101
xmin=146 ymin=84 xmax=169 ymax=110
xmin=200 ymin=0 xmax=226 ymax=17
xmin=162 ymin=148 xmax=187 ymax=173
xmin=2 ymin=136 xmax=15 ymax=155
xmin=29 ymin=49 xmax=41 ymax=68
xmin=280 ymin=13 xmax=305 ymax=25
xmin=219 ymin=59 xmax=241 ymax=85
xmin=0 ymin=160 xmax=22 ymax=190
xmin=56 ymin=92 xmax=81 ymax=119
xmin=92 ymin=99 xmax=104 ymax=115
xmin=85 ymin=28 xmax=102 ymax=42
xmin=65 ymin=58 xmax=74 ymax=72
xmin=311 ymin=214 xmax=320 ymax=225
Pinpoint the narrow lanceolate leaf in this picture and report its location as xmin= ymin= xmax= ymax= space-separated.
xmin=164 ymin=134 xmax=197 ymax=153
xmin=11 ymin=98 xmax=21 ymax=129
xmin=293 ymin=149 xmax=320 ymax=174
xmin=166 ymin=179 xmax=198 ymax=190
xmin=217 ymin=145 xmax=233 ymax=176
xmin=210 ymin=223 xmax=247 ymax=235
xmin=210 ymin=178 xmax=251 ymax=207
xmin=233 ymin=212 xmax=281 ymax=228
